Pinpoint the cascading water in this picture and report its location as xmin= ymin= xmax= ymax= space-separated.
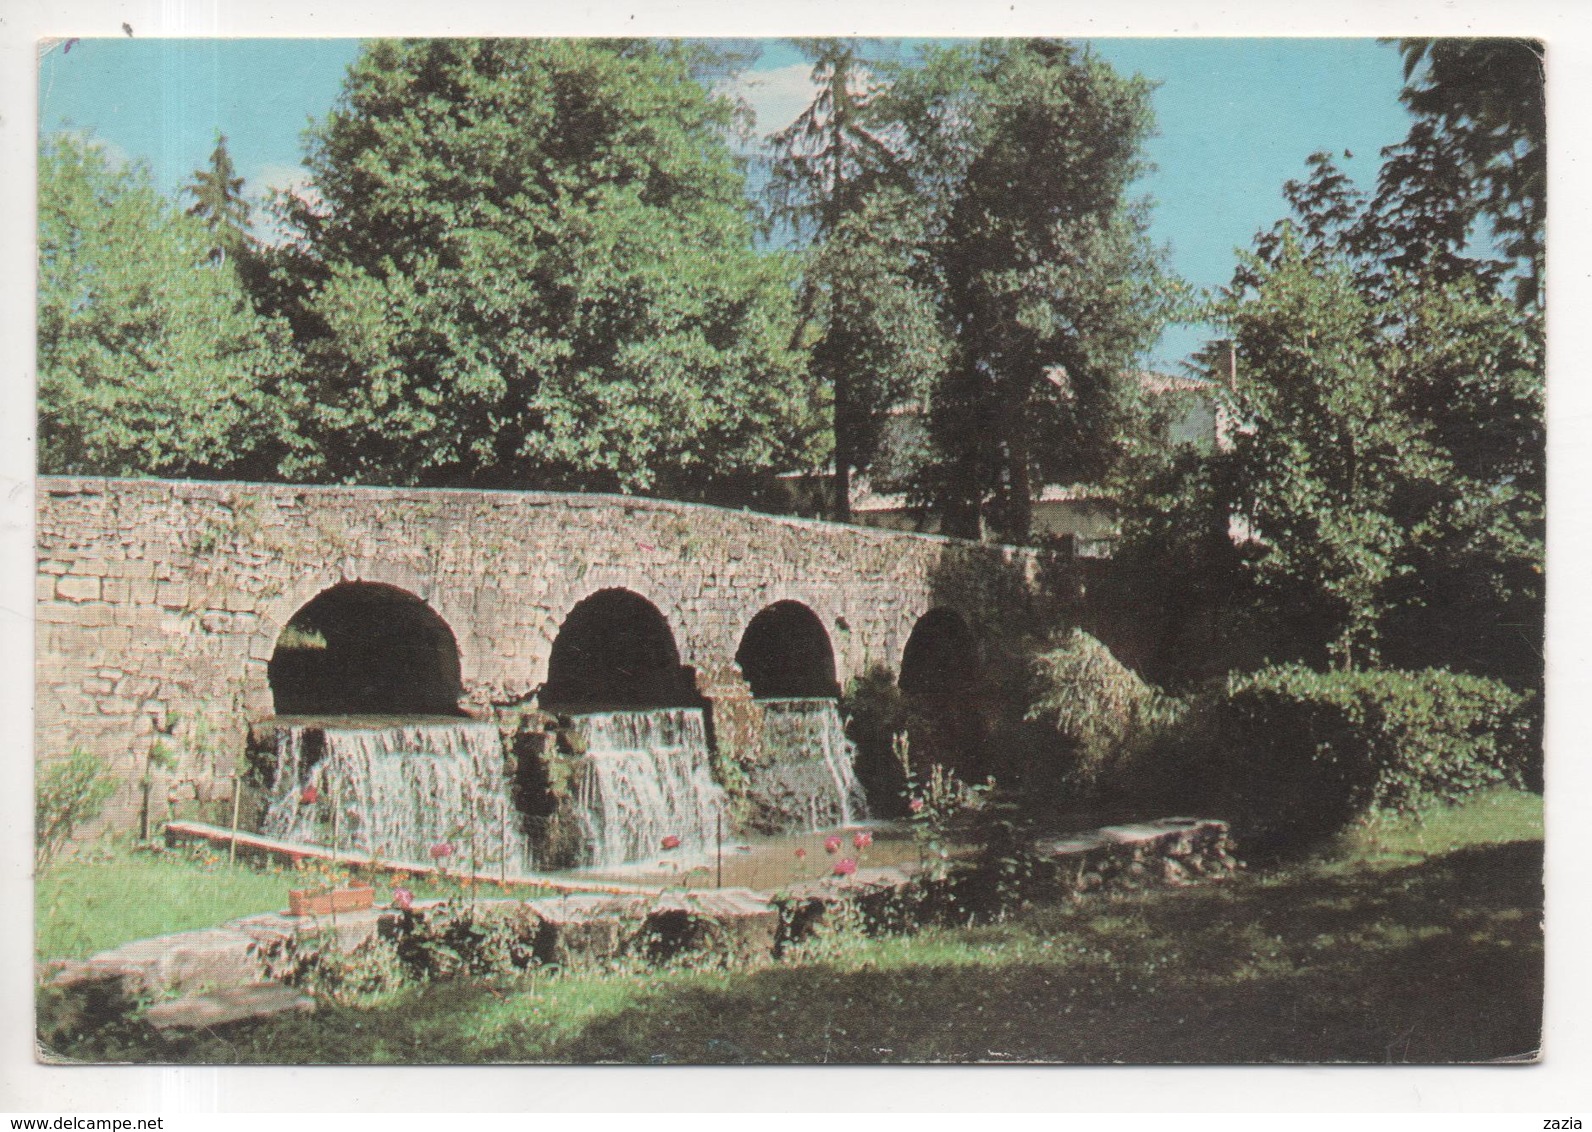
xmin=750 ymin=697 xmax=868 ymax=831
xmin=565 ymin=707 xmax=726 ymax=868
xmin=262 ymin=720 xmax=528 ymax=872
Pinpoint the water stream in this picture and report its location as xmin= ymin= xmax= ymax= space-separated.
xmin=262 ymin=719 xmax=528 ymax=872
xmin=751 ymin=697 xmax=868 ymax=831
xmin=564 ymin=707 xmax=727 ymax=868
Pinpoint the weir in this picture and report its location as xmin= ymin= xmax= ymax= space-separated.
xmin=564 ymin=708 xmax=727 ymax=868
xmin=262 ymin=720 xmax=529 ymax=871
xmin=751 ymin=698 xmax=868 ymax=831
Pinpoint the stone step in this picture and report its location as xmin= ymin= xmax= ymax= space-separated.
xmin=524 ymin=894 xmax=651 ymax=967
xmin=144 ymin=983 xmax=315 ymax=1032
xmin=50 ymin=927 xmax=266 ymax=1001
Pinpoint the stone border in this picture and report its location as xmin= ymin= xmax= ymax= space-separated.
xmin=41 ymin=818 xmax=1237 ymax=1036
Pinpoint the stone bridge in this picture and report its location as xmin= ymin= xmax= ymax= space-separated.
xmin=36 ymin=477 xmax=1052 ymax=829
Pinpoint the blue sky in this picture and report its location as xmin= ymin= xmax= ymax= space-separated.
xmin=38 ymin=37 xmax=1414 ymax=369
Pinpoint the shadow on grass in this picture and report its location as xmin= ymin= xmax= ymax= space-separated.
xmin=51 ymin=841 xmax=1542 ymax=1066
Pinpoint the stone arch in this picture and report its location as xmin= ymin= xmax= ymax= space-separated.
xmin=540 ymin=588 xmax=699 ymax=710
xmin=899 ymin=608 xmax=979 ymax=693
xmin=267 ymin=581 xmax=463 ymax=716
xmin=735 ymin=600 xmax=840 ymax=700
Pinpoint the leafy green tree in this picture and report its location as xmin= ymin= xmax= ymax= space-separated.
xmin=183 ymin=132 xmax=252 ymax=267
xmin=767 ymin=39 xmax=945 ymax=519
xmin=1212 ymin=153 xmax=1542 ymax=676
xmin=1381 ymin=38 xmax=1545 ymax=304
xmin=272 ymin=38 xmax=819 ymax=496
xmin=889 ymin=39 xmax=1171 ymax=542
xmin=38 ymin=133 xmax=295 ymax=479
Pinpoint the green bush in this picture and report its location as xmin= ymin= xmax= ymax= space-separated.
xmin=1187 ymin=665 xmax=1534 ymax=851
xmin=36 ymin=749 xmax=118 ymax=869
xmin=1025 ymin=629 xmax=1187 ymax=796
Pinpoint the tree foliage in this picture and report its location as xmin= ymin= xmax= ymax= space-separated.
xmin=38 ymin=133 xmax=294 ymax=479
xmin=889 ymin=40 xmax=1171 ymax=542
xmin=183 ymin=132 xmax=253 ymax=266
xmin=1216 ymin=151 xmax=1543 ymax=677
xmin=767 ymin=39 xmax=945 ymax=518
xmin=268 ymin=38 xmax=819 ymax=497
xmin=1380 ymin=38 xmax=1545 ymax=304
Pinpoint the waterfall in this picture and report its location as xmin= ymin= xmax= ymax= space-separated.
xmin=564 ymin=707 xmax=726 ymax=868
xmin=752 ymin=697 xmax=868 ymax=831
xmin=262 ymin=720 xmax=528 ymax=872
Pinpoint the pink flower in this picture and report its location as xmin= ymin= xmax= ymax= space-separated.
xmin=794 ymin=847 xmax=807 ymax=860
xmin=909 ymin=798 xmax=925 ymax=814
xmin=834 ymin=858 xmax=858 ymax=876
xmin=824 ymin=835 xmax=843 ymax=854
xmin=853 ymin=830 xmax=873 ymax=850
xmin=299 ymin=785 xmax=319 ymax=805
xmin=428 ymin=842 xmax=454 ymax=861
xmin=661 ymin=835 xmax=682 ymax=851
xmin=392 ymin=887 xmax=414 ymax=912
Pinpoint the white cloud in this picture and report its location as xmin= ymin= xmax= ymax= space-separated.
xmin=726 ymin=62 xmax=820 ymax=138
xmin=247 ymin=162 xmax=320 ymax=245
xmin=252 ymin=162 xmax=315 ymax=199
xmin=45 ymin=126 xmax=135 ymax=173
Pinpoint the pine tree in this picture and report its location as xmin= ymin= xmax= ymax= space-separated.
xmin=183 ymin=132 xmax=252 ymax=266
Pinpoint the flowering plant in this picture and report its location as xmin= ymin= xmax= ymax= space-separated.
xmin=892 ymin=731 xmax=992 ymax=881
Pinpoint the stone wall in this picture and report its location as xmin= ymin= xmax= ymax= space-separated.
xmin=36 ymin=477 xmax=1049 ymax=829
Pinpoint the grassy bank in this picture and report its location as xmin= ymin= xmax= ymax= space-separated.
xmin=41 ymin=788 xmax=1543 ymax=1064
xmin=36 ymin=844 xmax=475 ymax=962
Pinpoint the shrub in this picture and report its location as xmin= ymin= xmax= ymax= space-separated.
xmin=1186 ymin=665 xmax=1534 ymax=851
xmin=1025 ymin=629 xmax=1187 ymax=796
xmin=36 ymin=749 xmax=117 ymax=869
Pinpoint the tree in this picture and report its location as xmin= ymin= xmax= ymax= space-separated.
xmin=1370 ymin=39 xmax=1545 ymax=305
xmin=890 ymin=40 xmax=1171 ymax=542
xmin=183 ymin=132 xmax=252 ymax=267
xmin=271 ymin=38 xmax=820 ymax=497
xmin=38 ymin=133 xmax=295 ymax=479
xmin=767 ymin=39 xmax=945 ymax=519
xmin=1211 ymin=152 xmax=1543 ymax=677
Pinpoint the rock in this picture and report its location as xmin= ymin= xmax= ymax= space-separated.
xmin=640 ymin=889 xmax=778 ymax=964
xmin=51 ymin=928 xmax=265 ymax=1000
xmin=286 ymin=907 xmax=398 ymax=954
xmin=774 ymin=866 xmax=918 ymax=947
xmin=144 ymin=983 xmax=314 ymax=1032
xmin=525 ymin=894 xmax=649 ymax=968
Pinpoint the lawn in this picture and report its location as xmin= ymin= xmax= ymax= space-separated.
xmin=40 ymin=788 xmax=1543 ymax=1065
xmin=35 ymin=843 xmax=472 ymax=963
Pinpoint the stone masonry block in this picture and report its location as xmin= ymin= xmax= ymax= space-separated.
xmin=50 ymin=928 xmax=267 ymax=1001
xmin=526 ymin=894 xmax=650 ymax=968
xmin=55 ymin=576 xmax=101 ymax=602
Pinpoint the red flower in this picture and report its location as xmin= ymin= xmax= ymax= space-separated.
xmin=392 ymin=887 xmax=414 ymax=912
xmin=824 ymin=835 xmax=843 ymax=854
xmin=908 ymin=798 xmax=925 ymax=814
xmin=794 ymin=847 xmax=807 ymax=860
xmin=834 ymin=858 xmax=858 ymax=876
xmin=299 ymin=785 xmax=319 ymax=805
xmin=853 ymin=830 xmax=873 ymax=850
xmin=661 ymin=835 xmax=682 ymax=851
xmin=428 ymin=842 xmax=454 ymax=861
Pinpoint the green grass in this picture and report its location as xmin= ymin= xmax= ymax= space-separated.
xmin=42 ymin=789 xmax=1544 ymax=1065
xmin=35 ymin=843 xmax=477 ymax=962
